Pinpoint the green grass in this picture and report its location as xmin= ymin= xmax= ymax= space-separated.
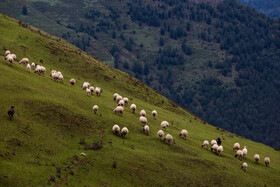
xmin=0 ymin=14 xmax=279 ymax=186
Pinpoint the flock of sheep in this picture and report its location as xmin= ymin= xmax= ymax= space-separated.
xmin=3 ymin=50 xmax=271 ymax=173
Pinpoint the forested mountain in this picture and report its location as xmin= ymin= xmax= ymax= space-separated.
xmin=1 ymin=0 xmax=279 ymax=148
xmin=238 ymin=0 xmax=280 ymax=18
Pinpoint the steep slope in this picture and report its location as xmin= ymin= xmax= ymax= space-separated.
xmin=0 ymin=14 xmax=280 ymax=186
xmin=238 ymin=0 xmax=280 ymax=18
xmin=1 ymin=0 xmax=280 ymax=149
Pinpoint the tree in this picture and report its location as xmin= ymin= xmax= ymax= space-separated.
xmin=22 ymin=6 xmax=28 ymax=15
xmin=159 ymin=37 xmax=165 ymax=46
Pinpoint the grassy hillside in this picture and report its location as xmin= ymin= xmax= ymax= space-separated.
xmin=0 ymin=0 xmax=280 ymax=149
xmin=0 ymin=14 xmax=280 ymax=186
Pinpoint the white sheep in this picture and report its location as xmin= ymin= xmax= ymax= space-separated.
xmin=121 ymin=127 xmax=129 ymax=139
xmin=114 ymin=106 xmax=124 ymax=115
xmin=161 ymin=121 xmax=169 ymax=130
xmin=86 ymin=88 xmax=91 ymax=96
xmin=34 ymin=65 xmax=46 ymax=75
xmin=202 ymin=140 xmax=209 ymax=149
xmin=241 ymin=162 xmax=248 ymax=172
xmin=164 ymin=134 xmax=173 ymax=144
xmin=152 ymin=110 xmax=157 ymax=119
xmin=26 ymin=64 xmax=31 ymax=72
xmin=130 ymin=104 xmax=136 ymax=113
xmin=19 ymin=58 xmax=29 ymax=65
xmin=217 ymin=145 xmax=223 ymax=156
xmin=10 ymin=54 xmax=16 ymax=61
xmin=113 ymin=93 xmax=119 ymax=101
xmin=264 ymin=157 xmax=270 ymax=167
xmin=143 ymin=125 xmax=149 ymax=135
xmin=51 ymin=72 xmax=59 ymax=81
xmin=123 ymin=97 xmax=129 ymax=106
xmin=118 ymin=100 xmax=125 ymax=107
xmin=112 ymin=124 xmax=120 ymax=135
xmin=5 ymin=54 xmax=14 ymax=65
xmin=89 ymin=86 xmax=95 ymax=95
xmin=80 ymin=152 xmax=87 ymax=157
xmin=95 ymin=87 xmax=102 ymax=96
xmin=116 ymin=95 xmax=122 ymax=103
xmin=157 ymin=130 xmax=164 ymax=141
xmin=93 ymin=105 xmax=98 ymax=114
xmin=57 ymin=71 xmax=62 ymax=76
xmin=242 ymin=146 xmax=248 ymax=159
xmin=82 ymin=82 xmax=90 ymax=90
xmin=31 ymin=62 xmax=36 ymax=70
xmin=211 ymin=140 xmax=217 ymax=146
xmin=235 ymin=150 xmax=243 ymax=160
xmin=5 ymin=50 xmax=10 ymax=56
xmin=211 ymin=144 xmax=218 ymax=153
xmin=254 ymin=154 xmax=260 ymax=164
xmin=70 ymin=78 xmax=76 ymax=85
xmin=233 ymin=143 xmax=240 ymax=151
xmin=58 ymin=74 xmax=63 ymax=82
xmin=179 ymin=129 xmax=188 ymax=139
xmin=140 ymin=110 xmax=146 ymax=117
xmin=139 ymin=116 xmax=147 ymax=125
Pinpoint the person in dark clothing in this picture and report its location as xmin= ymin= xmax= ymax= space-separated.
xmin=216 ymin=137 xmax=222 ymax=146
xmin=8 ymin=105 xmax=15 ymax=120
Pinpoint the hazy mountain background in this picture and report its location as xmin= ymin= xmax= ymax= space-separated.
xmin=0 ymin=0 xmax=279 ymax=148
xmin=238 ymin=0 xmax=280 ymax=18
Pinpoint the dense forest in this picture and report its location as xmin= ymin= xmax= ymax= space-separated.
xmin=0 ymin=0 xmax=279 ymax=148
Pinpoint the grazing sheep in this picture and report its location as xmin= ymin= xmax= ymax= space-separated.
xmin=118 ymin=100 xmax=125 ymax=107
xmin=116 ymin=95 xmax=122 ymax=103
xmin=10 ymin=54 xmax=16 ymax=61
xmin=93 ymin=105 xmax=98 ymax=114
xmin=113 ymin=93 xmax=119 ymax=101
xmin=123 ymin=97 xmax=129 ymax=106
xmin=95 ymin=87 xmax=102 ymax=96
xmin=26 ymin=64 xmax=31 ymax=72
xmin=114 ymin=106 xmax=124 ymax=115
xmin=157 ymin=130 xmax=164 ymax=140
xmin=242 ymin=146 xmax=248 ymax=159
xmin=70 ymin=78 xmax=76 ymax=85
xmin=179 ymin=129 xmax=188 ymax=139
xmin=254 ymin=154 xmax=260 ymax=164
xmin=202 ymin=140 xmax=209 ymax=149
xmin=140 ymin=110 xmax=146 ymax=117
xmin=152 ymin=110 xmax=157 ymax=119
xmin=164 ymin=134 xmax=173 ymax=144
xmin=233 ymin=143 xmax=240 ymax=151
xmin=58 ymin=74 xmax=63 ymax=82
xmin=82 ymin=82 xmax=90 ymax=90
xmin=139 ymin=116 xmax=147 ymax=125
xmin=211 ymin=144 xmax=219 ymax=153
xmin=235 ymin=150 xmax=244 ymax=160
xmin=143 ymin=125 xmax=149 ymax=135
xmin=31 ymin=62 xmax=36 ymax=70
xmin=241 ymin=162 xmax=248 ymax=172
xmin=5 ymin=54 xmax=14 ymax=65
xmin=89 ymin=86 xmax=95 ymax=95
xmin=19 ymin=58 xmax=29 ymax=65
xmin=216 ymin=137 xmax=222 ymax=145
xmin=161 ymin=121 xmax=169 ymax=130
xmin=57 ymin=71 xmax=62 ymax=76
xmin=80 ymin=152 xmax=87 ymax=156
xmin=121 ymin=127 xmax=129 ymax=139
xmin=7 ymin=105 xmax=15 ymax=120
xmin=86 ymin=88 xmax=91 ymax=96
xmin=51 ymin=72 xmax=59 ymax=81
xmin=130 ymin=104 xmax=136 ymax=113
xmin=217 ymin=146 xmax=223 ymax=156
xmin=112 ymin=124 xmax=120 ymax=135
xmin=264 ymin=157 xmax=270 ymax=167
xmin=5 ymin=50 xmax=10 ymax=56
xmin=34 ymin=65 xmax=46 ymax=75
xmin=211 ymin=140 xmax=217 ymax=146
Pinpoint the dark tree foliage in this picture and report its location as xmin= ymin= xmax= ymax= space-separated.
xmin=22 ymin=6 xmax=28 ymax=15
